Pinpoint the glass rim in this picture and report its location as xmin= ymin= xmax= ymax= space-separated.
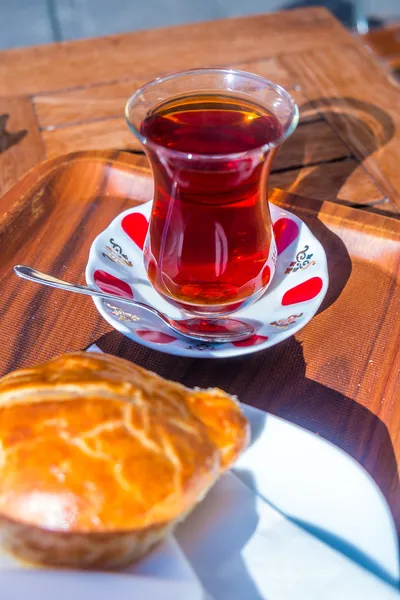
xmin=125 ymin=67 xmax=299 ymax=161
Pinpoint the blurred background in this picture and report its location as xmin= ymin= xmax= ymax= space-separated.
xmin=0 ymin=0 xmax=399 ymax=51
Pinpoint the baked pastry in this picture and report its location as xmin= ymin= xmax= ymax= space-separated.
xmin=0 ymin=352 xmax=249 ymax=568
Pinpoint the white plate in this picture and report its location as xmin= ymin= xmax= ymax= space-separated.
xmin=86 ymin=201 xmax=328 ymax=358
xmin=235 ymin=405 xmax=399 ymax=586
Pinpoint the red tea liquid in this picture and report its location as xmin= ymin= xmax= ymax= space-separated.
xmin=141 ymin=93 xmax=282 ymax=314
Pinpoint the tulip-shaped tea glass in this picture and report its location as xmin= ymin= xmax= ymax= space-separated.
xmin=126 ymin=69 xmax=298 ymax=319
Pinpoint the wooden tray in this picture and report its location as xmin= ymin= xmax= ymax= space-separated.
xmin=1 ymin=150 xmax=399 ymax=528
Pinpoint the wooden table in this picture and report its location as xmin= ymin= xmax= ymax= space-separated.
xmin=0 ymin=8 xmax=400 ymax=529
xmin=1 ymin=7 xmax=400 ymax=213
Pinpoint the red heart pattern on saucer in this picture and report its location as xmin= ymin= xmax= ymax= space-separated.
xmin=121 ymin=213 xmax=149 ymax=250
xmin=136 ymin=330 xmax=177 ymax=344
xmin=232 ymin=335 xmax=269 ymax=348
xmin=86 ymin=201 xmax=328 ymax=358
xmin=93 ymin=270 xmax=134 ymax=298
xmin=273 ymin=218 xmax=300 ymax=255
xmin=282 ymin=277 xmax=324 ymax=306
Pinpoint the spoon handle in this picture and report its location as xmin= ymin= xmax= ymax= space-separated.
xmin=15 ymin=265 xmax=107 ymax=296
xmin=13 ymin=265 xmax=165 ymax=322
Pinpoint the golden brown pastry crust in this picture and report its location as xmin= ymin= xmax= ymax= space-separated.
xmin=0 ymin=352 xmax=249 ymax=567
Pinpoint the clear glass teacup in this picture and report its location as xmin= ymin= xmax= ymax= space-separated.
xmin=126 ymin=68 xmax=298 ymax=317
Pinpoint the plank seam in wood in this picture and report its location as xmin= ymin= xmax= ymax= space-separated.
xmin=271 ymin=154 xmax=353 ymax=175
xmin=29 ymin=51 xmax=305 ymax=100
xmin=29 ymin=97 xmax=47 ymax=160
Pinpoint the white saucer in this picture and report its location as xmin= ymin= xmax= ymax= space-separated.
xmin=86 ymin=201 xmax=328 ymax=358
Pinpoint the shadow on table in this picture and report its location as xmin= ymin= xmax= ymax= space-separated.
xmin=276 ymin=97 xmax=395 ymax=214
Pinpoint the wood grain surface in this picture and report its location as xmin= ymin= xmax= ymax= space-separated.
xmin=40 ymin=115 xmax=350 ymax=168
xmin=0 ymin=9 xmax=348 ymax=98
xmin=269 ymin=159 xmax=386 ymax=206
xmin=281 ymin=45 xmax=400 ymax=208
xmin=0 ymin=8 xmax=398 ymax=215
xmin=32 ymin=62 xmax=301 ymax=130
xmin=0 ymin=150 xmax=399 ymax=530
xmin=0 ymin=97 xmax=44 ymax=196
xmin=0 ymin=8 xmax=399 ymax=533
